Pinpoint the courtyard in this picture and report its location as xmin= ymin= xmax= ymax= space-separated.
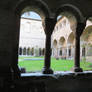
xmin=18 ymin=56 xmax=92 ymax=72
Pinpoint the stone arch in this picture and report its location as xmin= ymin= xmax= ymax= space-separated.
xmin=59 ymin=37 xmax=66 ymax=47
xmin=15 ymin=0 xmax=48 ymax=60
xmin=39 ymin=48 xmax=41 ymax=56
xmin=53 ymin=39 xmax=57 ymax=48
xmin=81 ymin=24 xmax=92 ymax=59
xmin=82 ymin=47 xmax=86 ymax=57
xmin=27 ymin=47 xmax=31 ymax=55
xmin=15 ymin=0 xmax=50 ymax=19
xmin=19 ymin=47 xmax=22 ymax=55
xmin=59 ymin=37 xmax=66 ymax=58
xmin=23 ymin=47 xmax=26 ymax=55
xmin=67 ymin=32 xmax=75 ymax=45
xmin=42 ymin=48 xmax=45 ymax=56
xmin=53 ymin=39 xmax=58 ymax=57
xmin=81 ymin=25 xmax=92 ymax=42
xmin=31 ymin=48 xmax=34 ymax=55
xmin=55 ymin=4 xmax=84 ymax=23
xmin=67 ymin=32 xmax=75 ymax=58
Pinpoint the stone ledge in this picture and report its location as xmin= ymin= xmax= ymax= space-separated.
xmin=20 ymin=71 xmax=92 ymax=80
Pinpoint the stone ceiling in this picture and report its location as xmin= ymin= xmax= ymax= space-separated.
xmin=0 ymin=0 xmax=92 ymax=21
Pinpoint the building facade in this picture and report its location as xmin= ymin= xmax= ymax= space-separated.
xmin=52 ymin=16 xmax=92 ymax=61
xmin=19 ymin=17 xmax=45 ymax=56
xmin=19 ymin=16 xmax=92 ymax=61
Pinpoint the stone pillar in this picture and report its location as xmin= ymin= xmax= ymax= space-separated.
xmin=26 ymin=48 xmax=27 ymax=56
xmin=67 ymin=47 xmax=69 ymax=59
xmin=80 ymin=47 xmax=82 ymax=59
xmin=22 ymin=48 xmax=24 ymax=55
xmin=52 ymin=48 xmax=54 ymax=57
xmin=42 ymin=18 xmax=56 ymax=74
xmin=72 ymin=46 xmax=75 ymax=58
xmin=73 ymin=22 xmax=86 ymax=72
xmin=62 ymin=47 xmax=64 ymax=56
xmin=58 ymin=48 xmax=60 ymax=58
xmin=22 ymin=48 xmax=23 ymax=56
xmin=57 ymin=48 xmax=59 ymax=58
xmin=71 ymin=46 xmax=73 ymax=59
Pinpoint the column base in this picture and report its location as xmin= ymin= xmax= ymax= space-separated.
xmin=73 ymin=67 xmax=83 ymax=72
xmin=42 ymin=67 xmax=53 ymax=74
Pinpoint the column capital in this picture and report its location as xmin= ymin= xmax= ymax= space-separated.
xmin=42 ymin=17 xmax=57 ymax=35
xmin=75 ymin=22 xmax=86 ymax=37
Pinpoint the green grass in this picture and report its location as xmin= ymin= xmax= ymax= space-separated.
xmin=18 ymin=56 xmax=92 ymax=72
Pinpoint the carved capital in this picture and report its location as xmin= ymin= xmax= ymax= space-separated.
xmin=75 ymin=22 xmax=86 ymax=37
xmin=43 ymin=17 xmax=56 ymax=35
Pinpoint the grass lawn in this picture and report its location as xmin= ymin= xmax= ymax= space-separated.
xmin=18 ymin=56 xmax=92 ymax=72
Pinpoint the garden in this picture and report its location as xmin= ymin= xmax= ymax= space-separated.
xmin=18 ymin=56 xmax=92 ymax=72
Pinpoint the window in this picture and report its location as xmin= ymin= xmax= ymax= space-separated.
xmin=82 ymin=47 xmax=85 ymax=57
xmin=18 ymin=11 xmax=45 ymax=73
xmin=69 ymin=48 xmax=71 ymax=57
xmin=60 ymin=50 xmax=62 ymax=56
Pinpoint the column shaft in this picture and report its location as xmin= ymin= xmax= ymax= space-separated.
xmin=73 ymin=22 xmax=86 ymax=72
xmin=67 ymin=47 xmax=69 ymax=59
xmin=42 ymin=18 xmax=56 ymax=74
xmin=44 ymin=35 xmax=51 ymax=69
xmin=74 ymin=36 xmax=80 ymax=68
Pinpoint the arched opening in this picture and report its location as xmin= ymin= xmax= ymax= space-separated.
xmin=18 ymin=7 xmax=46 ymax=72
xmin=81 ymin=22 xmax=92 ymax=59
xmin=59 ymin=37 xmax=66 ymax=59
xmin=39 ymin=48 xmax=41 ymax=56
xmin=42 ymin=48 xmax=45 ymax=56
xmin=80 ymin=17 xmax=92 ymax=71
xmin=23 ymin=47 xmax=26 ymax=55
xmin=27 ymin=47 xmax=31 ymax=55
xmin=53 ymin=39 xmax=58 ymax=58
xmin=51 ymin=8 xmax=78 ymax=71
xmin=59 ymin=37 xmax=66 ymax=46
xmin=31 ymin=48 xmax=34 ymax=55
xmin=19 ymin=47 xmax=22 ymax=55
xmin=82 ymin=47 xmax=85 ymax=57
xmin=59 ymin=49 xmax=62 ymax=56
xmin=67 ymin=32 xmax=74 ymax=45
xmin=53 ymin=39 xmax=57 ymax=48
xmin=67 ymin=32 xmax=75 ymax=59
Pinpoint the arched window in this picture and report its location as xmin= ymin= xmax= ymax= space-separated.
xmin=60 ymin=50 xmax=62 ymax=56
xmin=23 ymin=47 xmax=26 ymax=55
xmin=19 ymin=47 xmax=22 ymax=55
xmin=27 ymin=47 xmax=31 ymax=55
xmin=17 ymin=3 xmax=46 ymax=72
xmin=69 ymin=48 xmax=71 ymax=57
xmin=31 ymin=48 xmax=34 ymax=56
xmin=39 ymin=48 xmax=41 ymax=56
xmin=42 ymin=48 xmax=45 ymax=56
xmin=82 ymin=47 xmax=85 ymax=57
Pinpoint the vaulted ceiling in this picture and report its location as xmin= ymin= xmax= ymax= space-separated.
xmin=0 ymin=0 xmax=92 ymax=22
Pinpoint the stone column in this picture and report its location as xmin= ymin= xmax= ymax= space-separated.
xmin=72 ymin=46 xmax=75 ymax=58
xmin=80 ymin=47 xmax=82 ymax=58
xmin=52 ymin=48 xmax=54 ymax=57
xmin=42 ymin=18 xmax=56 ymax=74
xmin=22 ymin=47 xmax=24 ymax=56
xmin=67 ymin=47 xmax=69 ymax=59
xmin=73 ymin=22 xmax=86 ymax=72
xmin=62 ymin=47 xmax=64 ymax=56
xmin=58 ymin=48 xmax=60 ymax=58
xmin=57 ymin=48 xmax=59 ymax=58
xmin=71 ymin=47 xmax=73 ymax=59
xmin=26 ymin=48 xmax=27 ymax=56
xmin=22 ymin=48 xmax=23 ymax=56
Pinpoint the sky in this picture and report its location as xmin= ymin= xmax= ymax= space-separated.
xmin=21 ymin=11 xmax=62 ymax=20
xmin=21 ymin=11 xmax=41 ymax=20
